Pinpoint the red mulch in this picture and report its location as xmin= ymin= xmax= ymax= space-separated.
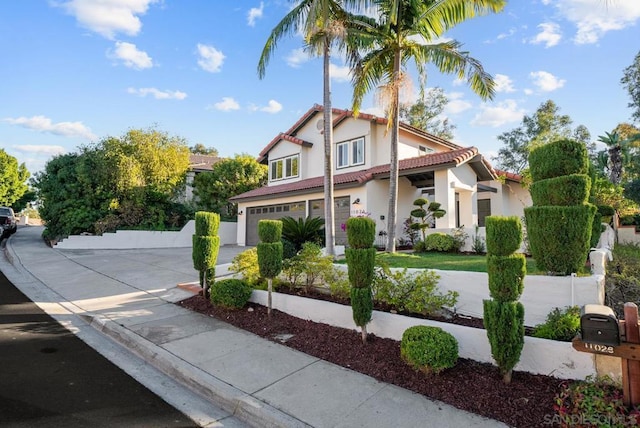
xmin=178 ymin=294 xmax=563 ymax=427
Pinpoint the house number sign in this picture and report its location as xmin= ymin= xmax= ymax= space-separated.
xmin=581 ymin=342 xmax=615 ymax=354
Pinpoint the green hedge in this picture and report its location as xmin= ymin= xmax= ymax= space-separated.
xmin=195 ymin=211 xmax=220 ymax=236
xmin=525 ymin=204 xmax=596 ymax=274
xmin=210 ymin=278 xmax=253 ymax=309
xmin=345 ymin=247 xmax=376 ymax=288
xmin=258 ymin=220 xmax=282 ymax=243
xmin=487 ymin=254 xmax=526 ymax=302
xmin=257 ymin=241 xmax=283 ymax=278
xmin=485 ymin=216 xmax=522 ymax=256
xmin=483 ymin=300 xmax=525 ymax=377
xmin=530 ymin=174 xmax=591 ymax=206
xmin=529 ymin=139 xmax=589 ymax=182
xmin=350 ymin=287 xmax=373 ymax=327
xmin=346 ymin=217 xmax=376 ymax=249
xmin=598 ymin=205 xmax=615 ymax=217
xmin=590 ymin=211 xmax=604 ymax=249
xmin=400 ymin=326 xmax=458 ymax=374
xmin=424 ymin=233 xmax=455 ymax=252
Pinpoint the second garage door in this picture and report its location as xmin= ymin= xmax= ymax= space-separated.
xmin=309 ymin=196 xmax=351 ymax=245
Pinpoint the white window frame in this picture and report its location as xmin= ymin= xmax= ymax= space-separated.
xmin=270 ymin=154 xmax=299 ymax=181
xmin=336 ymin=137 xmax=365 ymax=169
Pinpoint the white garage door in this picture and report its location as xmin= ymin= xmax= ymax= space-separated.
xmin=245 ymin=201 xmax=306 ymax=246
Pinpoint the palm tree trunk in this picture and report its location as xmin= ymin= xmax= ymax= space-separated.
xmin=323 ymin=38 xmax=336 ymax=257
xmin=609 ymin=146 xmax=623 ymax=185
xmin=385 ymin=49 xmax=401 ymax=253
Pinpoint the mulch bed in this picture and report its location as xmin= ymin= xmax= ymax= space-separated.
xmin=178 ymin=293 xmax=563 ymax=427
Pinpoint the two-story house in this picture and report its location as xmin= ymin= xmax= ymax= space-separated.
xmin=230 ymin=104 xmax=530 ymax=247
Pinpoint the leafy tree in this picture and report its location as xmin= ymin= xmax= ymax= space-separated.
xmin=259 ymin=1 xmax=369 ymax=257
xmin=399 ymin=87 xmax=455 ymax=139
xmin=621 ymin=49 xmax=640 ymax=124
xmin=0 ymin=149 xmax=30 ymax=207
xmin=351 ymin=0 xmax=504 ymax=252
xmin=493 ymin=100 xmax=592 ymax=174
xmin=193 ymin=154 xmax=267 ymax=219
xmin=12 ymin=188 xmax=37 ymax=213
xmin=190 ymin=143 xmax=219 ymax=156
xmin=409 ymin=197 xmax=445 ymax=243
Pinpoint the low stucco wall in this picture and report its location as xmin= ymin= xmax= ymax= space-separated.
xmin=249 ymin=290 xmax=596 ymax=380
xmin=54 ymin=220 xmax=237 ymax=249
xmin=618 ymin=225 xmax=640 ymax=246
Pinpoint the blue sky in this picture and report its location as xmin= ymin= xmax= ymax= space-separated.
xmin=1 ymin=0 xmax=639 ymax=175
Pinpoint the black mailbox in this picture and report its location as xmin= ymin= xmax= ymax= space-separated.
xmin=580 ymin=304 xmax=620 ymax=346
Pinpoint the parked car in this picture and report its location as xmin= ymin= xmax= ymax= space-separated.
xmin=0 ymin=207 xmax=18 ymax=238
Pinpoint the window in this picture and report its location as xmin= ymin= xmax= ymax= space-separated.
xmin=419 ymin=145 xmax=434 ymax=155
xmin=336 ymin=137 xmax=365 ymax=168
xmin=270 ymin=154 xmax=299 ymax=181
xmin=478 ymin=199 xmax=491 ymax=227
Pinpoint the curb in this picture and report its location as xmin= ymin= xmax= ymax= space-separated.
xmin=88 ymin=315 xmax=311 ymax=428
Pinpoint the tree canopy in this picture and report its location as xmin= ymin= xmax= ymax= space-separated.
xmin=193 ymin=154 xmax=267 ymax=219
xmin=0 ymin=149 xmax=30 ymax=207
xmin=492 ymin=100 xmax=591 ymax=174
xmin=621 ymin=49 xmax=640 ymax=124
xmin=399 ymin=87 xmax=455 ymax=139
xmin=190 ymin=143 xmax=219 ymax=156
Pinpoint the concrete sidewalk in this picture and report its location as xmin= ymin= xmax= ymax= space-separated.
xmin=1 ymin=226 xmax=507 ymax=428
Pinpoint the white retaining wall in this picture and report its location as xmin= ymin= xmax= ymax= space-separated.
xmin=250 ymin=290 xmax=596 ymax=380
xmin=54 ymin=220 xmax=237 ymax=249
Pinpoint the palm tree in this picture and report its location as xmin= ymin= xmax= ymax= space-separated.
xmin=258 ymin=1 xmax=371 ymax=257
xmin=350 ymin=0 xmax=505 ymax=252
xmin=598 ymin=131 xmax=627 ymax=185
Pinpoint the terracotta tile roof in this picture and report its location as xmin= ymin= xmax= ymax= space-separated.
xmin=259 ymin=133 xmax=313 ymax=160
xmin=230 ymin=147 xmax=480 ymax=202
xmin=189 ymin=154 xmax=220 ymax=171
xmin=494 ymin=169 xmax=522 ymax=182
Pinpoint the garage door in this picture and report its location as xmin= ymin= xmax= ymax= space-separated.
xmin=309 ymin=196 xmax=351 ymax=245
xmin=246 ymin=201 xmax=306 ymax=246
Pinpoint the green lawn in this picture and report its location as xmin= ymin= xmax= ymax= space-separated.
xmin=368 ymin=251 xmax=541 ymax=274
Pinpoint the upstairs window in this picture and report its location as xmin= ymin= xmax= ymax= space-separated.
xmin=336 ymin=137 xmax=365 ymax=169
xmin=270 ymin=154 xmax=299 ymax=181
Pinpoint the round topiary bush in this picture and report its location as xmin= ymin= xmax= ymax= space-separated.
xmin=400 ymin=325 xmax=458 ymax=374
xmin=210 ymin=278 xmax=253 ymax=309
xmin=424 ymin=233 xmax=455 ymax=252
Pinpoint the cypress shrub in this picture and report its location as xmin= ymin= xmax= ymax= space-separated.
xmin=590 ymin=211 xmax=604 ymax=249
xmin=525 ymin=204 xmax=596 ymax=274
xmin=485 ymin=216 xmax=522 ymax=256
xmin=257 ymin=241 xmax=283 ymax=279
xmin=210 ymin=278 xmax=253 ymax=309
xmin=529 ymin=139 xmax=589 ymax=182
xmin=346 ymin=217 xmax=376 ymax=342
xmin=530 ymin=174 xmax=591 ymax=206
xmin=487 ymin=254 xmax=525 ymax=302
xmin=192 ymin=211 xmax=220 ymax=296
xmin=401 ymin=326 xmax=458 ymax=374
xmin=483 ymin=300 xmax=525 ymax=380
xmin=258 ymin=220 xmax=282 ymax=243
xmin=346 ymin=217 xmax=376 ymax=248
xmin=195 ymin=211 xmax=220 ymax=236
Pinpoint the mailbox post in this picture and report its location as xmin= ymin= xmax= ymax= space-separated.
xmin=573 ymin=302 xmax=640 ymax=407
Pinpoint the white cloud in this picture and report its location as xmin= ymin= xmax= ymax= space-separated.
xmin=524 ymin=88 xmax=534 ymax=95
xmin=286 ymin=48 xmax=310 ymax=68
xmin=3 ymin=115 xmax=96 ymax=140
xmin=197 ymin=44 xmax=225 ymax=73
xmin=213 ymin=97 xmax=240 ymax=111
xmin=127 ymin=87 xmax=187 ymax=100
xmin=452 ymin=77 xmax=465 ymax=87
xmin=551 ymin=0 xmax=640 ymax=44
xmin=530 ymin=22 xmax=562 ymax=48
xmin=58 ymin=0 xmax=158 ymax=39
xmin=529 ymin=70 xmax=566 ymax=92
xmin=109 ymin=41 xmax=153 ymax=70
xmin=247 ymin=2 xmax=264 ymax=27
xmin=470 ymin=100 xmax=525 ymax=127
xmin=496 ymin=27 xmax=517 ymax=40
xmin=258 ymin=100 xmax=282 ymax=114
xmin=11 ymin=144 xmax=66 ymax=155
xmin=494 ymin=74 xmax=516 ymax=93
xmin=330 ymin=63 xmax=351 ymax=82
xmin=445 ymin=99 xmax=473 ymax=115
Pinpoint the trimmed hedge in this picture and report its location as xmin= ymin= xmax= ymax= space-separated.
xmin=529 ymin=139 xmax=589 ymax=182
xmin=195 ymin=211 xmax=220 ymax=236
xmin=345 ymin=247 xmax=376 ymax=288
xmin=483 ymin=300 xmax=525 ymax=378
xmin=258 ymin=220 xmax=283 ymax=243
xmin=487 ymin=254 xmax=526 ymax=302
xmin=485 ymin=216 xmax=522 ymax=256
xmin=525 ymin=204 xmax=596 ymax=274
xmin=530 ymin=174 xmax=591 ymax=206
xmin=210 ymin=278 xmax=253 ymax=309
xmin=192 ymin=235 xmax=220 ymax=271
xmin=424 ymin=233 xmax=455 ymax=252
xmin=350 ymin=287 xmax=373 ymax=327
xmin=346 ymin=217 xmax=376 ymax=249
xmin=400 ymin=326 xmax=458 ymax=374
xmin=257 ymin=241 xmax=283 ymax=278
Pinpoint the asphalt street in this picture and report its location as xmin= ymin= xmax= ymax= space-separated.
xmin=0 ymin=268 xmax=197 ymax=428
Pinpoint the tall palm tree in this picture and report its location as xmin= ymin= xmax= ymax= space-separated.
xmin=598 ymin=131 xmax=626 ymax=185
xmin=350 ymin=0 xmax=505 ymax=252
xmin=258 ymin=1 xmax=371 ymax=257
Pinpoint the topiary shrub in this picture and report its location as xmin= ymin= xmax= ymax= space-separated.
xmin=257 ymin=219 xmax=283 ymax=317
xmin=485 ymin=216 xmax=522 ymax=256
xmin=346 ymin=216 xmax=376 ymax=248
xmin=400 ymin=325 xmax=458 ymax=374
xmin=530 ymin=174 xmax=591 ymax=206
xmin=409 ymin=198 xmax=446 ymax=242
xmin=210 ymin=278 xmax=253 ymax=309
xmin=483 ymin=300 xmax=525 ymax=380
xmin=424 ymin=233 xmax=455 ymax=252
xmin=528 ymin=138 xmax=589 ymax=182
xmin=532 ymin=306 xmax=580 ymax=342
xmin=192 ymin=211 xmax=220 ymax=298
xmin=258 ymin=219 xmax=282 ymax=243
xmin=487 ymin=254 xmax=526 ymax=301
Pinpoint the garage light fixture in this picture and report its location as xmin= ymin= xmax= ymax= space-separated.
xmin=352 ymin=198 xmax=360 ymax=205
